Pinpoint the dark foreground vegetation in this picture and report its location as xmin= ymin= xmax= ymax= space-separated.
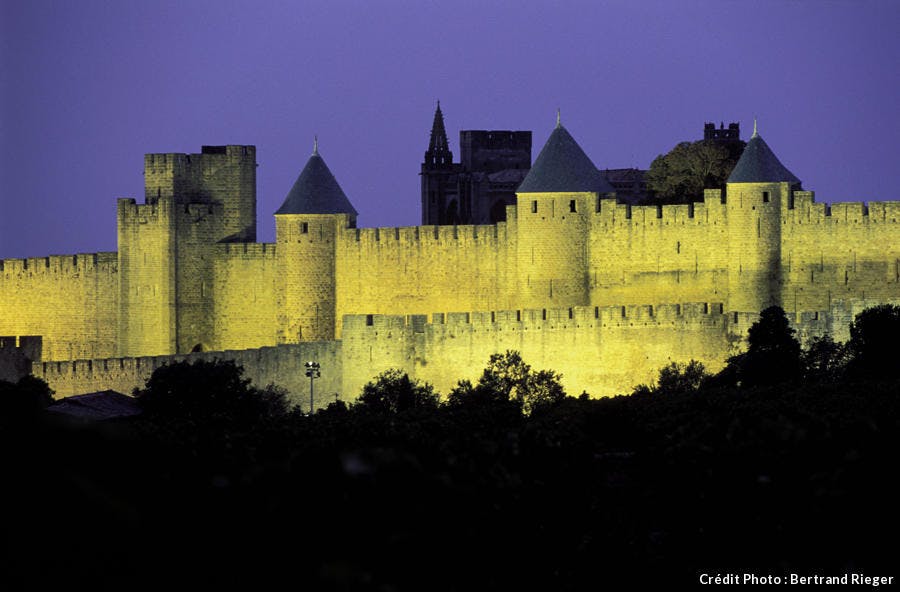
xmin=1 ymin=306 xmax=899 ymax=590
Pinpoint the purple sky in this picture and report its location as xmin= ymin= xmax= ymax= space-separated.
xmin=1 ymin=0 xmax=898 ymax=259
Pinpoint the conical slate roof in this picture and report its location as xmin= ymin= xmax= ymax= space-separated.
xmin=275 ymin=141 xmax=358 ymax=215
xmin=517 ymin=122 xmax=614 ymax=194
xmin=727 ymin=125 xmax=800 ymax=185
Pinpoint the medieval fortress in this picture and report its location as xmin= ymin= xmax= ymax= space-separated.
xmin=2 ymin=108 xmax=899 ymax=405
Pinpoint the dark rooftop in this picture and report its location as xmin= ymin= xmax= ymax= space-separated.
xmin=517 ymin=122 xmax=614 ymax=194
xmin=47 ymin=390 xmax=142 ymax=421
xmin=275 ymin=140 xmax=358 ymax=216
xmin=727 ymin=125 xmax=800 ymax=185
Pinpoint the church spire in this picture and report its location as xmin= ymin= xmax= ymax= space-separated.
xmin=425 ymin=101 xmax=453 ymax=167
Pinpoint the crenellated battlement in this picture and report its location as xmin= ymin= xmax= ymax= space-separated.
xmin=343 ymin=302 xmax=731 ymax=334
xmin=342 ymin=222 xmax=510 ymax=245
xmin=784 ymin=193 xmax=900 ymax=225
xmin=33 ymin=340 xmax=341 ymax=404
xmin=4 ymin=128 xmax=900 ymax=401
xmin=117 ymin=196 xmax=171 ymax=219
xmin=216 ymin=242 xmax=277 ymax=258
xmin=594 ymin=194 xmax=728 ymax=227
xmin=0 ymin=252 xmax=117 ymax=276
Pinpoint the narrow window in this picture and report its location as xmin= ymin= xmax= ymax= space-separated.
xmin=569 ymin=199 xmax=576 ymax=213
xmin=762 ymin=191 xmax=770 ymax=203
xmin=300 ymin=222 xmax=309 ymax=234
xmin=531 ymin=200 xmax=538 ymax=214
xmin=366 ymin=314 xmax=374 ymax=326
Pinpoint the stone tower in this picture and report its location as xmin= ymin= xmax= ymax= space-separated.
xmin=725 ymin=122 xmax=801 ymax=312
xmin=515 ymin=115 xmax=615 ymax=309
xmin=118 ymin=145 xmax=257 ymax=357
xmin=275 ymin=139 xmax=357 ymax=343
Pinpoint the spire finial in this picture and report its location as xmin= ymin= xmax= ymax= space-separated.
xmin=752 ymin=118 xmax=758 ymax=138
xmin=556 ymin=108 xmax=561 ymax=128
xmin=437 ymin=99 xmax=441 ymax=111
xmin=313 ymin=135 xmax=318 ymax=155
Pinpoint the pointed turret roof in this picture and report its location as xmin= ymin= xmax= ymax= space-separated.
xmin=727 ymin=121 xmax=800 ymax=185
xmin=428 ymin=101 xmax=451 ymax=154
xmin=275 ymin=139 xmax=358 ymax=216
xmin=517 ymin=116 xmax=614 ymax=193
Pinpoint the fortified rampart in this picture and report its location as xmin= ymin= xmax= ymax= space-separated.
xmin=211 ymin=242 xmax=278 ymax=351
xmin=780 ymin=195 xmax=900 ymax=314
xmin=3 ymin=121 xmax=900 ymax=405
xmin=334 ymin=219 xmax=518 ymax=332
xmin=31 ymin=298 xmax=894 ymax=403
xmin=34 ymin=341 xmax=341 ymax=407
xmin=0 ymin=253 xmax=117 ymax=361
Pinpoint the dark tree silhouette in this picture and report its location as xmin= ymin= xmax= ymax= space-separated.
xmin=723 ymin=306 xmax=801 ymax=387
xmin=354 ymin=369 xmax=438 ymax=413
xmin=0 ymin=375 xmax=54 ymax=427
xmin=645 ymin=138 xmax=745 ymax=203
xmin=801 ymin=334 xmax=849 ymax=382
xmin=847 ymin=304 xmax=900 ymax=379
xmin=635 ymin=360 xmax=710 ymax=395
xmin=135 ymin=359 xmax=288 ymax=424
xmin=447 ymin=350 xmax=565 ymax=415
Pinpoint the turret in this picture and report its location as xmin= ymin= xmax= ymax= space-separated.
xmin=515 ymin=112 xmax=614 ymax=308
xmin=275 ymin=138 xmax=357 ymax=342
xmin=725 ymin=120 xmax=801 ymax=312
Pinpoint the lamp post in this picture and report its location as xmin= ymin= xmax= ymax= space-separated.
xmin=305 ymin=361 xmax=321 ymax=415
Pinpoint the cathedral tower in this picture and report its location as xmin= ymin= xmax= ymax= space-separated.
xmin=421 ymin=102 xmax=458 ymax=225
xmin=420 ymin=103 xmax=531 ymax=225
xmin=275 ymin=139 xmax=357 ymax=343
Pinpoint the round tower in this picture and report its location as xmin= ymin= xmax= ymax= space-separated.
xmin=275 ymin=139 xmax=357 ymax=343
xmin=514 ymin=113 xmax=614 ymax=309
xmin=725 ymin=121 xmax=801 ymax=312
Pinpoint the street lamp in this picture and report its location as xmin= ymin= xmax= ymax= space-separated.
xmin=305 ymin=361 xmax=321 ymax=415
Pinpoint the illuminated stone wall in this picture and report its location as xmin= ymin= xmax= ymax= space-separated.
xmin=3 ymin=143 xmax=900 ymax=402
xmin=0 ymin=253 xmax=118 ymax=361
xmin=780 ymin=194 xmax=900 ymax=314
xmin=34 ymin=341 xmax=342 ymax=408
xmin=340 ymin=304 xmax=736 ymax=399
xmin=587 ymin=195 xmax=729 ymax=308
xmin=334 ymin=219 xmax=519 ymax=336
xmin=210 ymin=242 xmax=278 ymax=351
xmin=38 ymin=297 xmax=900 ymax=404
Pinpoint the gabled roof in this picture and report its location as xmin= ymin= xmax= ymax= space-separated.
xmin=275 ymin=141 xmax=358 ymax=216
xmin=517 ymin=123 xmax=614 ymax=194
xmin=727 ymin=125 xmax=800 ymax=185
